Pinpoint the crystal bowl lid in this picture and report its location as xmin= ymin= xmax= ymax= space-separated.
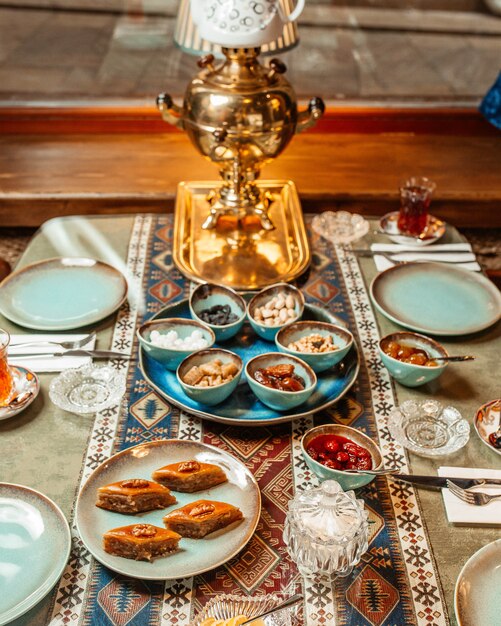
xmin=288 ymin=480 xmax=367 ymax=543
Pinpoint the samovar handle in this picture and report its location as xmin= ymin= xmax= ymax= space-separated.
xmin=296 ymin=96 xmax=325 ymax=134
xmin=156 ymin=93 xmax=185 ymax=130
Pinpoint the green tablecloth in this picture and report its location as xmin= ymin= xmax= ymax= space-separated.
xmin=0 ymin=214 xmax=499 ymax=626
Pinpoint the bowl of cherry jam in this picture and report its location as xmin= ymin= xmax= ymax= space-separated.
xmin=301 ymin=424 xmax=383 ymax=490
xmin=379 ymin=331 xmax=448 ymax=388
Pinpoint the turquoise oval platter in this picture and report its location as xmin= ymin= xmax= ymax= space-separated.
xmin=76 ymin=440 xmax=261 ymax=581
xmin=455 ymin=539 xmax=501 ymax=626
xmin=370 ymin=262 xmax=501 ymax=336
xmin=139 ymin=298 xmax=359 ymax=426
xmin=0 ymin=483 xmax=71 ymax=625
xmin=0 ymin=257 xmax=128 ymax=331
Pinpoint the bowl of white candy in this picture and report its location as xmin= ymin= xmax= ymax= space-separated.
xmin=137 ymin=318 xmax=215 ymax=371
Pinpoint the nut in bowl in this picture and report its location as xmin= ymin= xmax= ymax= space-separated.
xmin=379 ymin=331 xmax=448 ymax=388
xmin=245 ymin=353 xmax=316 ymax=411
xmin=275 ymin=321 xmax=354 ymax=373
xmin=189 ymin=283 xmax=246 ymax=342
xmin=301 ymin=424 xmax=383 ymax=491
xmin=137 ymin=318 xmax=215 ymax=371
xmin=177 ymin=348 xmax=243 ymax=406
xmin=247 ymin=283 xmax=305 ymax=342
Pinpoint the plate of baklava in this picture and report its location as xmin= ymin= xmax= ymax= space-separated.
xmin=75 ymin=439 xmax=261 ymax=579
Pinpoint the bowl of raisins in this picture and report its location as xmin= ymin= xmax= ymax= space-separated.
xmin=379 ymin=331 xmax=449 ymax=388
xmin=301 ymin=424 xmax=383 ymax=490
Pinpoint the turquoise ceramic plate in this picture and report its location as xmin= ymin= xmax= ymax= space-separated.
xmin=139 ymin=299 xmax=359 ymax=426
xmin=0 ymin=483 xmax=71 ymax=626
xmin=0 ymin=257 xmax=128 ymax=330
xmin=76 ymin=440 xmax=261 ymax=580
xmin=455 ymin=539 xmax=501 ymax=626
xmin=370 ymin=262 xmax=501 ymax=336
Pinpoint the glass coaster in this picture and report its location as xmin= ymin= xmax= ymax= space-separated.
xmin=388 ymin=400 xmax=470 ymax=457
xmin=49 ymin=364 xmax=126 ymax=415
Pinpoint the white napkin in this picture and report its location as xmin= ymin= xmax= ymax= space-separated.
xmin=370 ymin=243 xmax=481 ymax=272
xmin=439 ymin=466 xmax=501 ymax=525
xmin=8 ymin=334 xmax=96 ymax=373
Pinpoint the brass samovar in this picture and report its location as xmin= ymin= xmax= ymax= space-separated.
xmin=157 ymin=46 xmax=324 ymax=289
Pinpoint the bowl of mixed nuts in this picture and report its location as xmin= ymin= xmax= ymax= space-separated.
xmin=247 ymin=283 xmax=304 ymax=342
xmin=177 ymin=348 xmax=243 ymax=406
xmin=275 ymin=321 xmax=354 ymax=373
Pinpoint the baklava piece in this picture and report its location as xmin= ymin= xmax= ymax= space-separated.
xmin=152 ymin=460 xmax=227 ymax=493
xmin=163 ymin=499 xmax=243 ymax=538
xmin=103 ymin=524 xmax=181 ymax=561
xmin=96 ymin=478 xmax=177 ymax=514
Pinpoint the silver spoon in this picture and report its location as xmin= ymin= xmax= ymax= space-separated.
xmin=240 ymin=594 xmax=304 ymax=625
xmin=9 ymin=391 xmax=33 ymax=407
xmin=431 ymin=356 xmax=475 ymax=362
xmin=343 ymin=468 xmax=400 ymax=476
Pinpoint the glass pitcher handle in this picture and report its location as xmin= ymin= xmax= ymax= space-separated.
xmin=278 ymin=0 xmax=305 ymax=23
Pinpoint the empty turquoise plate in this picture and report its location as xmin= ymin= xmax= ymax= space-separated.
xmin=370 ymin=262 xmax=501 ymax=336
xmin=0 ymin=483 xmax=71 ymax=625
xmin=0 ymin=257 xmax=128 ymax=330
xmin=455 ymin=539 xmax=501 ymax=626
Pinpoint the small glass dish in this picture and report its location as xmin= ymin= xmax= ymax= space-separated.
xmin=49 ymin=364 xmax=126 ymax=414
xmin=388 ymin=399 xmax=470 ymax=457
xmin=311 ymin=211 xmax=369 ymax=245
xmin=191 ymin=594 xmax=294 ymax=626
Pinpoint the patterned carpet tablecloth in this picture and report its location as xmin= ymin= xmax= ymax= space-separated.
xmin=46 ymin=215 xmax=449 ymax=626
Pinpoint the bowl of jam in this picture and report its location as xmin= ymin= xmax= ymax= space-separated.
xmin=245 ymin=353 xmax=316 ymax=411
xmin=379 ymin=331 xmax=448 ymax=387
xmin=301 ymin=424 xmax=383 ymax=490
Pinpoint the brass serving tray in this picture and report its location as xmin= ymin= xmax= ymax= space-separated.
xmin=172 ymin=180 xmax=310 ymax=291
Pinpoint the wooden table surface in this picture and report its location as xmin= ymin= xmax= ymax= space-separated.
xmin=1 ymin=132 xmax=501 ymax=227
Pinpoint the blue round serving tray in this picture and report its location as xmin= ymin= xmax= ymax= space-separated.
xmin=139 ymin=299 xmax=359 ymax=426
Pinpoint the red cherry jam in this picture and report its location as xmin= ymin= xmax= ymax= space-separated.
xmin=306 ymin=434 xmax=373 ymax=471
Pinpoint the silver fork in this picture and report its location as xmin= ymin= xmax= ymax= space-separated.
xmin=376 ymin=252 xmax=469 ymax=266
xmin=9 ymin=332 xmax=96 ymax=351
xmin=446 ymin=480 xmax=501 ymax=506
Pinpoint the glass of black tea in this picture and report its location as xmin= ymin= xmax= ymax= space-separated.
xmin=398 ymin=177 xmax=436 ymax=237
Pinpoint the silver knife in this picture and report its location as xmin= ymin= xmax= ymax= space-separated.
xmin=392 ymin=474 xmax=501 ymax=490
xmin=350 ymin=249 xmax=472 ymax=256
xmin=10 ymin=349 xmax=130 ymax=359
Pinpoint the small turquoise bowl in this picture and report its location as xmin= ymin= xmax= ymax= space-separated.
xmin=247 ymin=283 xmax=305 ymax=342
xmin=379 ymin=331 xmax=448 ymax=388
xmin=275 ymin=321 xmax=354 ymax=373
xmin=137 ymin=318 xmax=215 ymax=371
xmin=301 ymin=424 xmax=383 ymax=491
xmin=177 ymin=348 xmax=243 ymax=406
xmin=245 ymin=352 xmax=316 ymax=411
xmin=189 ymin=283 xmax=246 ymax=342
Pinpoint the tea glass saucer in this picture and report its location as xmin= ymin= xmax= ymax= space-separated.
xmin=388 ymin=400 xmax=470 ymax=457
xmin=380 ymin=211 xmax=446 ymax=246
xmin=474 ymin=398 xmax=501 ymax=456
xmin=49 ymin=364 xmax=126 ymax=415
xmin=0 ymin=366 xmax=39 ymax=421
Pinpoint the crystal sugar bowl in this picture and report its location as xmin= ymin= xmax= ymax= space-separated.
xmin=283 ymin=480 xmax=369 ymax=579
